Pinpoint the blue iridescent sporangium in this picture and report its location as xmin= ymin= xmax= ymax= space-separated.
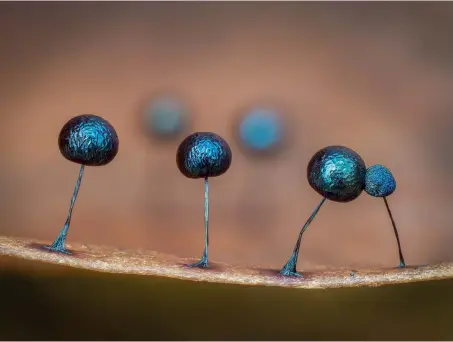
xmin=307 ymin=146 xmax=366 ymax=202
xmin=144 ymin=97 xmax=187 ymax=139
xmin=176 ymin=132 xmax=232 ymax=179
xmin=238 ymin=108 xmax=283 ymax=152
xmin=176 ymin=131 xmax=232 ymax=269
xmin=365 ymin=164 xmax=396 ymax=197
xmin=364 ymin=164 xmax=405 ymax=267
xmin=280 ymin=145 xmax=367 ymax=277
xmin=58 ymin=114 xmax=119 ymax=166
xmin=45 ymin=114 xmax=119 ymax=255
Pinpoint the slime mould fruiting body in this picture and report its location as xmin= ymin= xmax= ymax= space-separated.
xmin=365 ymin=164 xmax=405 ymax=268
xmin=45 ymin=114 xmax=119 ymax=255
xmin=176 ymin=132 xmax=232 ymax=268
xmin=280 ymin=146 xmax=367 ymax=277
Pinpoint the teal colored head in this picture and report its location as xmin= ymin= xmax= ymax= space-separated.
xmin=176 ymin=132 xmax=232 ymax=179
xmin=365 ymin=164 xmax=396 ymax=197
xmin=59 ymin=114 xmax=119 ymax=167
xmin=307 ymin=146 xmax=366 ymax=202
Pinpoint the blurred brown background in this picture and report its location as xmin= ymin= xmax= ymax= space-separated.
xmin=1 ymin=1 xmax=453 ymax=270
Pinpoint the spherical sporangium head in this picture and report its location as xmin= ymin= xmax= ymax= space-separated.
xmin=365 ymin=164 xmax=396 ymax=197
xmin=176 ymin=132 xmax=232 ymax=179
xmin=58 ymin=114 xmax=119 ymax=166
xmin=307 ymin=145 xmax=366 ymax=202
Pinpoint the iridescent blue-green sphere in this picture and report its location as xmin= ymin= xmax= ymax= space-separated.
xmin=365 ymin=164 xmax=396 ymax=197
xmin=307 ymin=146 xmax=366 ymax=202
xmin=176 ymin=132 xmax=232 ymax=179
xmin=238 ymin=108 xmax=283 ymax=154
xmin=58 ymin=114 xmax=119 ymax=167
xmin=144 ymin=97 xmax=187 ymax=139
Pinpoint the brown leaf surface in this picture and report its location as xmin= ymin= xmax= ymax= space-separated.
xmin=1 ymin=235 xmax=452 ymax=289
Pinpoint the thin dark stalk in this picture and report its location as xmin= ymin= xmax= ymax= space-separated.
xmin=383 ymin=196 xmax=406 ymax=268
xmin=280 ymin=197 xmax=327 ymax=277
xmin=45 ymin=164 xmax=85 ymax=254
xmin=189 ymin=177 xmax=209 ymax=268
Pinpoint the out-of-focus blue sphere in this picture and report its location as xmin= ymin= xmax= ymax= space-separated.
xmin=238 ymin=108 xmax=284 ymax=154
xmin=365 ymin=164 xmax=396 ymax=197
xmin=144 ymin=97 xmax=187 ymax=139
